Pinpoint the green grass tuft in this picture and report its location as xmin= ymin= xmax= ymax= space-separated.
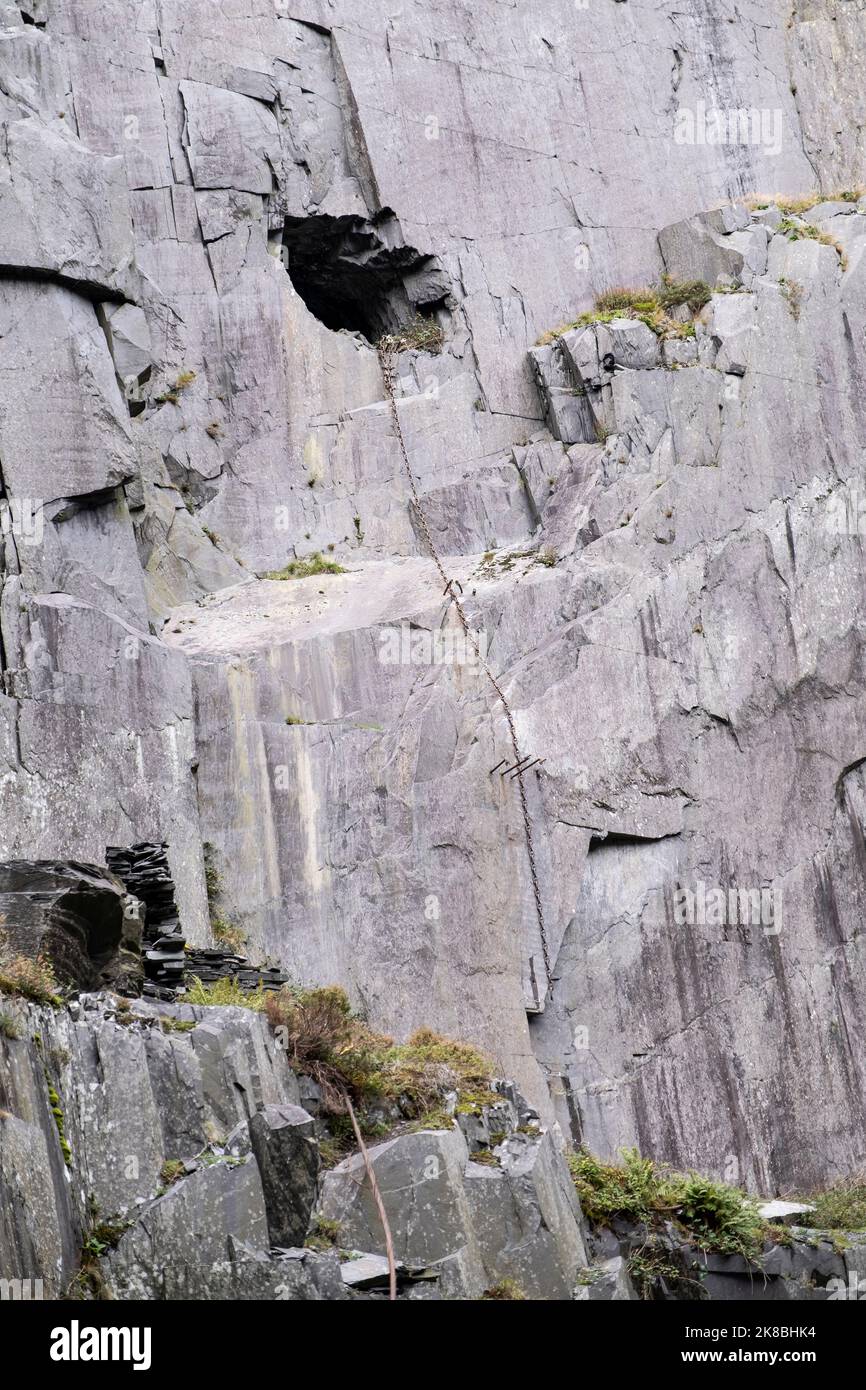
xmin=480 ymin=1278 xmax=526 ymax=1300
xmin=185 ymin=975 xmax=266 ymax=1011
xmin=800 ymin=1179 xmax=866 ymax=1232
xmin=264 ymin=552 xmax=346 ymax=581
xmin=536 ymin=277 xmax=712 ymax=346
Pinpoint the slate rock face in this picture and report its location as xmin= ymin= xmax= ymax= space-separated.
xmin=0 ymin=994 xmax=302 ymax=1293
xmin=105 ymin=1157 xmax=270 ymax=1300
xmin=320 ymin=1120 xmax=588 ymax=1300
xmin=2 ymin=0 xmax=866 ymax=1210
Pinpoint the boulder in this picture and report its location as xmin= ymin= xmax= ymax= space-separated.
xmin=105 ymin=1156 xmax=268 ymax=1299
xmin=321 ymin=1120 xmax=590 ymax=1300
xmin=0 ymin=860 xmax=126 ymax=990
xmin=464 ymin=1130 xmax=588 ymax=1300
xmin=659 ymin=205 xmax=750 ymax=285
xmin=246 ymin=1103 xmax=320 ymax=1248
xmin=320 ymin=1127 xmax=483 ymax=1285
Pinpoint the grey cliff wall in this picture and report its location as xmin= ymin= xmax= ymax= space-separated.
xmin=1 ymin=0 xmax=866 ymax=1191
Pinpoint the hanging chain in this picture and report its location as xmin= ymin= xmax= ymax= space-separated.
xmin=377 ymin=343 xmax=552 ymax=985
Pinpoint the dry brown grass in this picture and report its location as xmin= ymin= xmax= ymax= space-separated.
xmin=265 ymin=985 xmax=493 ymax=1117
xmin=0 ymin=932 xmax=61 ymax=1005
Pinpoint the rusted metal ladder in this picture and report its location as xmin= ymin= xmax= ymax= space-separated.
xmin=378 ymin=342 xmax=552 ymax=985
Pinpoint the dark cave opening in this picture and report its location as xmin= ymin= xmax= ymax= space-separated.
xmin=281 ymin=211 xmax=449 ymax=343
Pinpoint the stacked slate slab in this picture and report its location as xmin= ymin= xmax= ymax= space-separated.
xmin=105 ymin=842 xmax=286 ymax=999
xmin=106 ymin=841 xmax=185 ymax=994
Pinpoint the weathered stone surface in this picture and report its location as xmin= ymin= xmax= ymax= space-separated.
xmin=0 ymin=118 xmax=137 ymax=298
xmin=574 ymin=1256 xmax=637 ymax=1301
xmin=464 ymin=1130 xmax=587 ymax=1299
xmin=321 ymin=1127 xmax=484 ymax=1282
xmin=105 ymin=1156 xmax=269 ymax=1299
xmin=0 ymin=993 xmax=303 ymax=1293
xmin=758 ymin=1200 xmax=816 ymax=1225
xmin=245 ymin=1103 xmax=320 ymax=1249
xmin=320 ymin=1119 xmax=589 ymax=1300
xmin=0 ymin=860 xmax=125 ymax=990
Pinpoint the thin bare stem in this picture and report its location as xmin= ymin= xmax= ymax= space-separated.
xmin=344 ymin=1091 xmax=397 ymax=1301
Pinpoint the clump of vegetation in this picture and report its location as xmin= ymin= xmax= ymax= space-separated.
xmin=211 ymin=918 xmax=248 ymax=953
xmin=568 ymin=1147 xmax=766 ymax=1258
xmin=777 ymin=217 xmax=848 ymax=268
xmin=203 ymin=844 xmax=247 ymax=954
xmin=154 ymin=369 xmax=197 ymax=405
xmin=185 ymin=975 xmax=267 ymax=1011
xmin=159 ymin=1016 xmax=197 ymax=1035
xmin=779 ymin=276 xmax=804 ymax=321
xmin=535 ymin=545 xmax=558 ymax=568
xmin=658 ymin=276 xmax=713 ymax=314
xmin=203 ymin=844 xmax=222 ymax=903
xmin=480 ymin=1278 xmax=526 ymax=1301
xmin=378 ymin=315 xmax=444 ymax=354
xmin=0 ymin=933 xmax=62 ymax=1006
xmin=68 ymin=1202 xmax=131 ymax=1300
xmin=264 ymin=552 xmax=346 ymax=581
xmin=627 ymin=1246 xmax=698 ymax=1300
xmin=265 ymin=984 xmax=493 ymax=1119
xmin=800 ymin=1178 xmax=866 ymax=1232
xmin=746 ymin=188 xmax=865 ymax=216
xmin=0 ymin=1009 xmax=21 ymax=1040
xmin=45 ymin=1076 xmax=72 ymax=1166
xmin=159 ymin=1159 xmax=186 ymax=1189
xmin=536 ymin=276 xmax=712 ymax=346
xmin=305 ymin=1215 xmax=342 ymax=1252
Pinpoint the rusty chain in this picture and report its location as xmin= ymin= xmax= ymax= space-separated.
xmin=377 ymin=343 xmax=552 ymax=985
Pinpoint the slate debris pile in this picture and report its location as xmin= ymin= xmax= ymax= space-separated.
xmin=184 ymin=946 xmax=286 ymax=994
xmin=106 ymin=842 xmax=285 ymax=999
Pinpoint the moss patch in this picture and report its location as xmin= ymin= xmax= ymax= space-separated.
xmin=777 ymin=217 xmax=848 ymax=268
xmin=305 ymin=1215 xmax=342 ymax=1252
xmin=45 ymin=1074 xmax=72 ymax=1167
xmin=480 ymin=1278 xmax=526 ymax=1300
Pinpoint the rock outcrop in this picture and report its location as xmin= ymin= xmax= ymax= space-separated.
xmin=0 ymin=861 xmax=127 ymax=991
